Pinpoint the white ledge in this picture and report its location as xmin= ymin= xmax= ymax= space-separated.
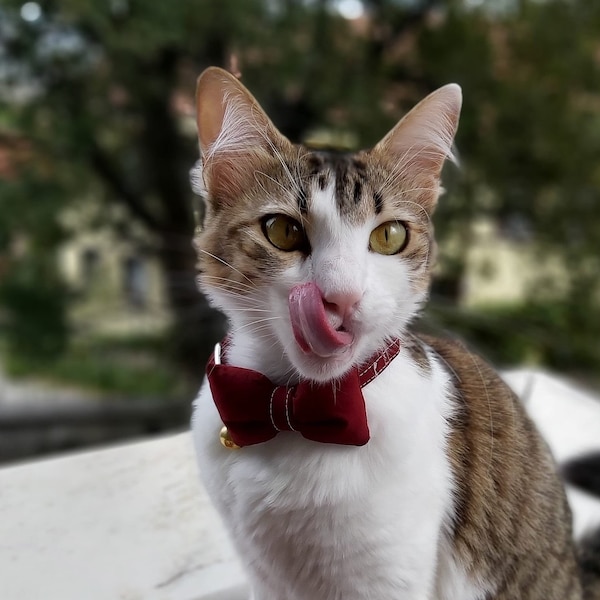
xmin=0 ymin=433 xmax=247 ymax=600
xmin=1 ymin=369 xmax=599 ymax=599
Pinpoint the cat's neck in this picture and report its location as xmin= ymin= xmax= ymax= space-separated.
xmin=224 ymin=329 xmax=301 ymax=387
xmin=222 ymin=325 xmax=407 ymax=388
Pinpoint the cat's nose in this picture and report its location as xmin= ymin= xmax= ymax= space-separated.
xmin=323 ymin=289 xmax=362 ymax=320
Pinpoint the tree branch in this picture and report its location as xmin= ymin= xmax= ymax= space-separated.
xmin=88 ymin=140 xmax=162 ymax=233
xmin=364 ymin=0 xmax=442 ymax=67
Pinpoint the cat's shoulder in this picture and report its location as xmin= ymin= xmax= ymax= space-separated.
xmin=412 ymin=332 xmax=509 ymax=390
xmin=409 ymin=331 xmax=523 ymax=421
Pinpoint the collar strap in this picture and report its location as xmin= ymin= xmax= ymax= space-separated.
xmin=211 ymin=337 xmax=401 ymax=388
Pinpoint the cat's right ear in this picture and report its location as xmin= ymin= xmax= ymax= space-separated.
xmin=196 ymin=67 xmax=291 ymax=204
xmin=372 ymin=84 xmax=462 ymax=213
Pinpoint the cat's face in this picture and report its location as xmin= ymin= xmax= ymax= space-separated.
xmin=194 ymin=68 xmax=461 ymax=383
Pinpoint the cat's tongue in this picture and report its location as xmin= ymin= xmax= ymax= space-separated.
xmin=289 ymin=283 xmax=353 ymax=357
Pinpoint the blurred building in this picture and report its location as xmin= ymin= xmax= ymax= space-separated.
xmin=461 ymin=218 xmax=567 ymax=306
xmin=58 ymin=203 xmax=171 ymax=336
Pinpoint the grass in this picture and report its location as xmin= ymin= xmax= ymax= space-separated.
xmin=2 ymin=332 xmax=189 ymax=399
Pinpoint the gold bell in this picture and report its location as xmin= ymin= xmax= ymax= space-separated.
xmin=219 ymin=426 xmax=241 ymax=450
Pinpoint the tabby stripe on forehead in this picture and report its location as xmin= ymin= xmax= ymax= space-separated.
xmin=334 ymin=159 xmax=349 ymax=210
xmin=317 ymin=173 xmax=328 ymax=191
xmin=374 ymin=191 xmax=384 ymax=214
xmin=298 ymin=186 xmax=308 ymax=214
xmin=352 ymin=158 xmax=367 ymax=175
xmin=307 ymin=153 xmax=329 ymax=191
xmin=307 ymin=153 xmax=324 ymax=175
xmin=354 ymin=161 xmax=370 ymax=206
xmin=353 ymin=180 xmax=362 ymax=205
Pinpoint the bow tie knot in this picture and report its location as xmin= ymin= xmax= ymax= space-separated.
xmin=268 ymin=386 xmax=297 ymax=433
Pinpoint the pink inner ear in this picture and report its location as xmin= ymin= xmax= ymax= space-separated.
xmin=289 ymin=283 xmax=353 ymax=357
xmin=196 ymin=69 xmax=289 ymax=205
xmin=198 ymin=101 xmax=224 ymax=155
xmin=375 ymin=84 xmax=461 ymax=179
xmin=197 ymin=78 xmax=229 ymax=155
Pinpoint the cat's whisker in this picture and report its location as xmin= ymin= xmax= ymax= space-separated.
xmin=229 ymin=316 xmax=283 ymax=335
xmin=196 ymin=248 xmax=256 ymax=287
xmin=397 ymin=186 xmax=440 ymax=196
xmin=200 ymin=274 xmax=258 ymax=293
xmin=250 ymin=117 xmax=293 ymax=176
xmin=379 ymin=141 xmax=442 ymax=188
xmin=206 ymin=287 xmax=268 ymax=306
xmin=254 ymin=170 xmax=290 ymax=196
xmin=198 ymin=285 xmax=272 ymax=311
xmin=212 ymin=293 xmax=270 ymax=311
xmin=253 ymin=167 xmax=305 ymax=223
xmin=222 ymin=307 xmax=274 ymax=314
xmin=395 ymin=199 xmax=433 ymax=224
xmin=378 ymin=160 xmax=439 ymax=192
xmin=262 ymin=134 xmax=303 ymax=198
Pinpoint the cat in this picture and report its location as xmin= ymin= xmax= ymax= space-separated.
xmin=190 ymin=67 xmax=600 ymax=600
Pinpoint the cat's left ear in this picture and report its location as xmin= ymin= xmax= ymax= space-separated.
xmin=373 ymin=84 xmax=462 ymax=212
xmin=196 ymin=67 xmax=292 ymax=205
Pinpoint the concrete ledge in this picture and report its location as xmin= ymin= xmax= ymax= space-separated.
xmin=0 ymin=433 xmax=248 ymax=600
xmin=1 ymin=369 xmax=599 ymax=599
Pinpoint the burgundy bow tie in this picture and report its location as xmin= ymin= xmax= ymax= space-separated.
xmin=206 ymin=339 xmax=401 ymax=448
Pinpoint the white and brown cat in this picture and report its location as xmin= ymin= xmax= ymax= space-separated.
xmin=191 ymin=67 xmax=600 ymax=599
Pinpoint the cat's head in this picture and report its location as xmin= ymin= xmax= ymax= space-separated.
xmin=193 ymin=67 xmax=461 ymax=383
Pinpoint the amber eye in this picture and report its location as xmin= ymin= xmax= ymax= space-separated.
xmin=262 ymin=214 xmax=307 ymax=252
xmin=369 ymin=221 xmax=408 ymax=255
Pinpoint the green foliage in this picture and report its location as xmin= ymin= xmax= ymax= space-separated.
xmin=0 ymin=165 xmax=71 ymax=362
xmin=3 ymin=332 xmax=187 ymax=398
xmin=426 ymin=300 xmax=600 ymax=376
xmin=1 ymin=0 xmax=599 ymax=386
xmin=0 ymin=258 xmax=69 ymax=360
xmin=419 ymin=1 xmax=600 ymax=304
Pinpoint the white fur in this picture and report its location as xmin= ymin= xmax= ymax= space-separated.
xmin=204 ymin=86 xmax=269 ymax=161
xmin=436 ymin=535 xmax=495 ymax=600
xmin=189 ymin=159 xmax=206 ymax=197
xmin=192 ymin=178 xmax=492 ymax=598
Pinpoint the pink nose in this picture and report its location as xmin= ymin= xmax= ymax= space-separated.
xmin=323 ymin=289 xmax=362 ymax=320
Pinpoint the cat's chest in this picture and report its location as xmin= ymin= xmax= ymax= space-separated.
xmin=194 ymin=350 xmax=453 ymax=502
xmin=192 ymin=352 xmax=491 ymax=599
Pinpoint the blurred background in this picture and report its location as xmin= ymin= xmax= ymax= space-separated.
xmin=0 ymin=0 xmax=599 ymax=464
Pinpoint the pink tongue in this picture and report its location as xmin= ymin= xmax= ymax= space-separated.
xmin=289 ymin=282 xmax=353 ymax=357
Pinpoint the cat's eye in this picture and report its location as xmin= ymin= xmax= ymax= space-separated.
xmin=369 ymin=221 xmax=408 ymax=255
xmin=262 ymin=214 xmax=308 ymax=252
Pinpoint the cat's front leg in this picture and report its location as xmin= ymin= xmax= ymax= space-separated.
xmin=250 ymin=587 xmax=431 ymax=600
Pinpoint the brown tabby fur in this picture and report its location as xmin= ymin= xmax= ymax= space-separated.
xmin=425 ymin=335 xmax=590 ymax=598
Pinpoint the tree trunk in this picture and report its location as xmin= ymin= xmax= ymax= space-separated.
xmin=158 ymin=233 xmax=226 ymax=388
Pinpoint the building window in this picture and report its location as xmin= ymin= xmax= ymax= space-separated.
xmin=122 ymin=256 xmax=147 ymax=309
xmin=81 ymin=248 xmax=100 ymax=290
